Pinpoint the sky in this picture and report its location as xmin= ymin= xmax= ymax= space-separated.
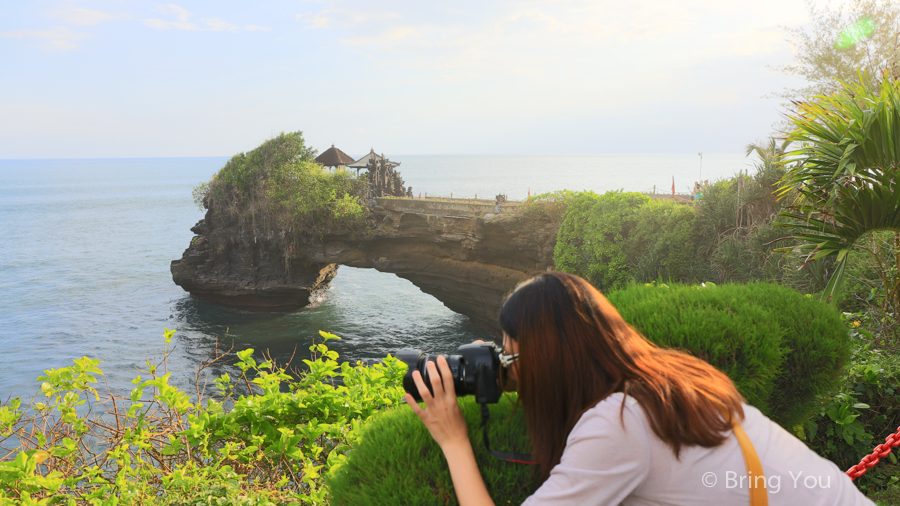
xmin=0 ymin=0 xmax=821 ymax=158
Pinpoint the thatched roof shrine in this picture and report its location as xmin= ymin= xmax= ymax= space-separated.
xmin=315 ymin=145 xmax=356 ymax=168
xmin=349 ymin=149 xmax=400 ymax=169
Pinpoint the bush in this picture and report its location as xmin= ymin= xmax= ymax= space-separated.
xmin=607 ymin=283 xmax=785 ymax=415
xmin=517 ymin=190 xmax=579 ymax=222
xmin=554 ymin=191 xmax=649 ymax=292
xmin=326 ymin=394 xmax=536 ymax=506
xmin=744 ymin=283 xmax=853 ymax=427
xmin=799 ymin=328 xmax=900 ymax=496
xmin=607 ymin=282 xmax=851 ymax=429
xmin=553 ymin=191 xmax=707 ymax=290
xmin=0 ymin=330 xmax=406 ymax=504
xmin=214 ymin=132 xmax=318 ymax=193
xmin=198 ymin=131 xmax=369 ymax=239
xmin=628 ymin=200 xmax=703 ymax=283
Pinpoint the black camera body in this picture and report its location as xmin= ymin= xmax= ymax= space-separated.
xmin=396 ymin=343 xmax=503 ymax=405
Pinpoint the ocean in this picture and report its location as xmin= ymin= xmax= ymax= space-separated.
xmin=0 ymin=153 xmax=754 ymax=400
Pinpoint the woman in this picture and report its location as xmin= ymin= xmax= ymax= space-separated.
xmin=406 ymin=272 xmax=873 ymax=505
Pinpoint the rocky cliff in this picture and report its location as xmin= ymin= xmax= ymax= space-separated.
xmin=171 ymin=199 xmax=559 ymax=330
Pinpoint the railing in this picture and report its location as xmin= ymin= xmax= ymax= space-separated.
xmin=377 ymin=193 xmax=521 ymax=205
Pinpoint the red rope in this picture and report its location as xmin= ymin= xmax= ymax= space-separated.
xmin=846 ymin=426 xmax=900 ymax=480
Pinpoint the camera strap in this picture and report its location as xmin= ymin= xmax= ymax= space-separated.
xmin=479 ymin=403 xmax=538 ymax=465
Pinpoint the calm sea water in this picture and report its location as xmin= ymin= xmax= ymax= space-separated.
xmin=0 ymin=154 xmax=753 ymax=400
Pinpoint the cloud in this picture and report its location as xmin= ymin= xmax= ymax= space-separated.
xmin=297 ymin=11 xmax=333 ymax=29
xmin=144 ymin=4 xmax=198 ymax=30
xmin=0 ymin=26 xmax=89 ymax=50
xmin=47 ymin=7 xmax=127 ymax=26
xmin=144 ymin=4 xmax=271 ymax=32
xmin=198 ymin=17 xmax=240 ymax=32
xmin=714 ymin=26 xmax=786 ymax=57
xmin=296 ymin=8 xmax=399 ymax=30
xmin=297 ymin=0 xmax=804 ymax=82
xmin=284 ymin=0 xmax=810 ymax=123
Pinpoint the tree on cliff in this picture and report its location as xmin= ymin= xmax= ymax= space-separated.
xmin=769 ymin=0 xmax=899 ymax=103
xmin=195 ymin=131 xmax=369 ymax=238
xmin=216 ymin=131 xmax=318 ymax=192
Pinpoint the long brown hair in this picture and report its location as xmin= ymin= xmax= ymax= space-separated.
xmin=499 ymin=272 xmax=744 ymax=483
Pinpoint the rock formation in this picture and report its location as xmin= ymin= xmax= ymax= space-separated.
xmin=171 ymin=199 xmax=559 ymax=330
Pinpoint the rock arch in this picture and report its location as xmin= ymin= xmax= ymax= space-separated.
xmin=171 ymin=199 xmax=558 ymax=330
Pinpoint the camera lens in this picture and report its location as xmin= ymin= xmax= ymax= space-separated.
xmin=395 ymin=350 xmax=464 ymax=401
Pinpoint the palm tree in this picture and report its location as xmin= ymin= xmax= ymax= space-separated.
xmin=775 ymin=73 xmax=900 ymax=309
xmin=745 ymin=137 xmax=793 ymax=167
xmin=743 ymin=137 xmax=794 ymax=224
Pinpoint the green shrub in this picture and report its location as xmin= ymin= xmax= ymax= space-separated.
xmin=197 ymin=131 xmax=369 ymax=239
xmin=214 ymin=131 xmax=318 ymax=193
xmin=742 ymin=283 xmax=853 ymax=427
xmin=799 ymin=328 xmax=900 ymax=496
xmin=607 ymin=283 xmax=785 ymax=415
xmin=0 ymin=330 xmax=406 ymax=505
xmin=553 ymin=191 xmax=708 ymax=290
xmin=517 ymin=190 xmax=579 ymax=222
xmin=554 ymin=191 xmax=649 ymax=292
xmin=327 ymin=394 xmax=536 ymax=506
xmin=607 ymin=282 xmax=851 ymax=429
xmin=628 ymin=200 xmax=703 ymax=283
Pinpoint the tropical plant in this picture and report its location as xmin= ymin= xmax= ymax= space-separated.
xmin=0 ymin=330 xmax=407 ymax=504
xmin=774 ymin=75 xmax=900 ymax=312
xmin=799 ymin=320 xmax=900 ymax=498
xmin=745 ymin=137 xmax=792 ymax=167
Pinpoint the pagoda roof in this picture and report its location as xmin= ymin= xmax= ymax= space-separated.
xmin=315 ymin=144 xmax=356 ymax=167
xmin=348 ymin=149 xmax=400 ymax=169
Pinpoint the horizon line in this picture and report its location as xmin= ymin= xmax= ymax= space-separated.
xmin=0 ymin=152 xmax=746 ymax=162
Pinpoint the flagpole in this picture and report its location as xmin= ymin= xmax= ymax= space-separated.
xmin=698 ymin=152 xmax=703 ymax=182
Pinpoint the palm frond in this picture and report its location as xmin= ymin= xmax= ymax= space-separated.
xmin=775 ymin=72 xmax=900 ymax=300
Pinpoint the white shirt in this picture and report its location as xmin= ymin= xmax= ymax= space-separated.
xmin=521 ymin=393 xmax=874 ymax=506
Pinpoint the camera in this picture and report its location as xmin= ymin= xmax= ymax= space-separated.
xmin=396 ymin=343 xmax=534 ymax=464
xmin=395 ymin=343 xmax=513 ymax=405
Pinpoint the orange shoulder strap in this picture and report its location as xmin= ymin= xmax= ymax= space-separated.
xmin=732 ymin=420 xmax=769 ymax=506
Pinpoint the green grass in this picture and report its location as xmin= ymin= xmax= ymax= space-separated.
xmin=326 ymin=394 xmax=537 ymax=506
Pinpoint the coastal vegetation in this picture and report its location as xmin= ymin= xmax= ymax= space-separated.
xmin=545 ymin=75 xmax=900 ymax=328
xmin=776 ymin=73 xmax=900 ymax=312
xmin=0 ymin=331 xmax=407 ymax=505
xmin=552 ymin=192 xmax=700 ymax=293
xmin=194 ymin=132 xmax=369 ymax=240
xmin=1 ymin=287 xmax=859 ymax=504
xmin=326 ymin=395 xmax=535 ymax=506
xmin=608 ymin=283 xmax=851 ymax=429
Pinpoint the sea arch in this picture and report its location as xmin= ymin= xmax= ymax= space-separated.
xmin=171 ymin=198 xmax=559 ymax=330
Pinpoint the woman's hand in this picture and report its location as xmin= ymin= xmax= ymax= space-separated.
xmin=405 ymin=355 xmax=470 ymax=449
xmin=406 ymin=356 xmax=495 ymax=506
